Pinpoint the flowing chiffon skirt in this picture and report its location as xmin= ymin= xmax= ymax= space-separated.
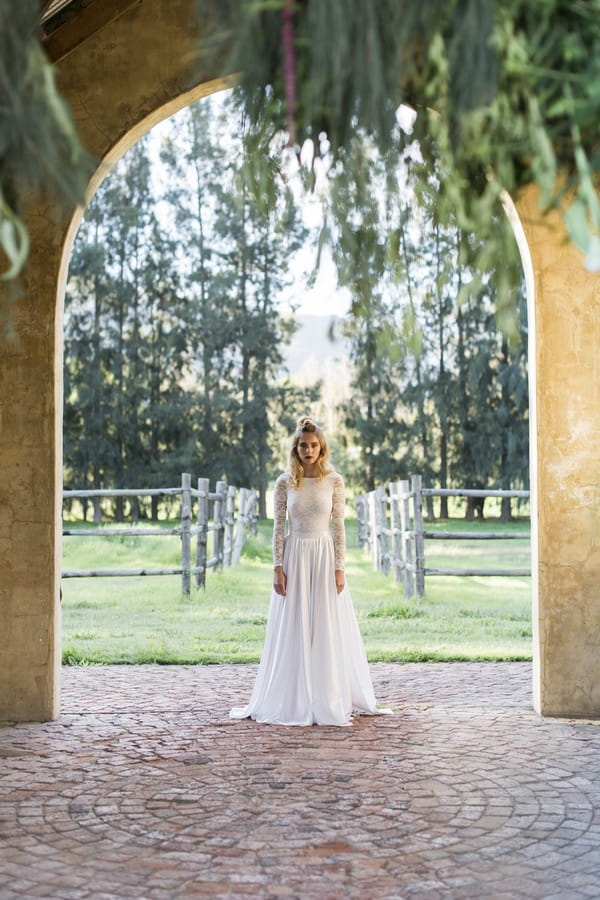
xmin=230 ymin=531 xmax=391 ymax=726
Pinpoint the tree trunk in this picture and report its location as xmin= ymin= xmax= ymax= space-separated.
xmin=465 ymin=497 xmax=475 ymax=521
xmin=425 ymin=495 xmax=435 ymax=521
xmin=257 ymin=441 xmax=268 ymax=519
xmin=436 ymin=227 xmax=449 ymax=521
xmin=364 ymin=308 xmax=377 ymax=492
xmin=499 ymin=338 xmax=513 ymax=524
xmin=399 ymin=222 xmax=433 ymax=500
xmin=439 ymin=432 xmax=449 ymax=519
xmin=500 ymin=495 xmax=512 ymax=522
xmin=93 ymin=462 xmax=102 ymax=524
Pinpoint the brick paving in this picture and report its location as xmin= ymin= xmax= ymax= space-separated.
xmin=1 ymin=662 xmax=600 ymax=898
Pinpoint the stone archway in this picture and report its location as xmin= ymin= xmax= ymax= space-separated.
xmin=1 ymin=0 xmax=598 ymax=721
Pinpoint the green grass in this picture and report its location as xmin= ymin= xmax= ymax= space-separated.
xmin=61 ymin=518 xmax=533 ymax=665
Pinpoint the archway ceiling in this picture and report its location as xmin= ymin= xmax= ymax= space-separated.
xmin=40 ymin=0 xmax=141 ymax=62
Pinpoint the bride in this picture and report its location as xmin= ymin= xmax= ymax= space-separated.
xmin=230 ymin=416 xmax=391 ymax=726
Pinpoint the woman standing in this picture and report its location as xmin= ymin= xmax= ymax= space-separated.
xmin=230 ymin=416 xmax=390 ymax=726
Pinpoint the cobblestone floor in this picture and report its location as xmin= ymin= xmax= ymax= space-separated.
xmin=1 ymin=663 xmax=600 ymax=899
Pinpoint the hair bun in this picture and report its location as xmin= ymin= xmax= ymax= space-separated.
xmin=297 ymin=415 xmax=317 ymax=430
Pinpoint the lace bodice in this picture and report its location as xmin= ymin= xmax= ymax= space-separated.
xmin=272 ymin=471 xmax=346 ymax=570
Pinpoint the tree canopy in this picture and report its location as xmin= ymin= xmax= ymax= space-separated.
xmin=63 ymin=96 xmax=316 ymax=519
xmin=196 ymin=0 xmax=600 ymax=273
xmin=2 ymin=0 xmax=600 ymax=332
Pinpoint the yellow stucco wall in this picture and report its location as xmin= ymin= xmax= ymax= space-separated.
xmin=0 ymin=214 xmax=63 ymax=720
xmin=0 ymin=0 xmax=599 ymax=721
xmin=516 ymin=189 xmax=600 ymax=716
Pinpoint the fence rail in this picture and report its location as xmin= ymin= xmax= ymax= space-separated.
xmin=355 ymin=475 xmax=531 ymax=598
xmin=62 ymin=473 xmax=258 ymax=595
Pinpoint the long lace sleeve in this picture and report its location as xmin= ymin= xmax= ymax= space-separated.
xmin=331 ymin=473 xmax=346 ymax=571
xmin=272 ymin=474 xmax=288 ymax=566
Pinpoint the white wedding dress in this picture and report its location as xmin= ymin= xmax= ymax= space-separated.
xmin=230 ymin=470 xmax=391 ymax=726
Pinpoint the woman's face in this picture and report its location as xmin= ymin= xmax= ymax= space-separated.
xmin=296 ymin=433 xmax=322 ymax=467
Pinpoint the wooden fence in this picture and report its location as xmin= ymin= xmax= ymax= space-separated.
xmin=62 ymin=474 xmax=258 ymax=596
xmin=355 ymin=474 xmax=531 ymax=598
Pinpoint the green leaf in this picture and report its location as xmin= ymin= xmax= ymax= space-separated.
xmin=0 ymin=193 xmax=29 ymax=281
xmin=565 ymin=199 xmax=591 ymax=253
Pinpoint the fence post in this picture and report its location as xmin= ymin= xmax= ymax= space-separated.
xmin=367 ymin=490 xmax=379 ymax=571
xmin=376 ymin=484 xmax=390 ymax=576
xmin=213 ymin=480 xmax=227 ymax=569
xmin=411 ymin=474 xmax=425 ymax=598
xmin=247 ymin=490 xmax=258 ymax=534
xmin=223 ymin=485 xmax=237 ymax=568
xmin=232 ymin=487 xmax=249 ymax=565
xmin=196 ymin=477 xmax=209 ymax=588
xmin=181 ymin=472 xmax=192 ymax=597
xmin=389 ymin=482 xmax=402 ymax=585
xmin=399 ymin=478 xmax=414 ymax=598
xmin=355 ymin=493 xmax=368 ymax=549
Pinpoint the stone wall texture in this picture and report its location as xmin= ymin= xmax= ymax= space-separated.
xmin=517 ymin=188 xmax=600 ymax=716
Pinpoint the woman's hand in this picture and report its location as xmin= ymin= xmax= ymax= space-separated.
xmin=335 ymin=569 xmax=345 ymax=594
xmin=273 ymin=566 xmax=287 ymax=597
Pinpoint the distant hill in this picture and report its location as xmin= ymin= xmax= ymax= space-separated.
xmin=283 ymin=315 xmax=348 ymax=380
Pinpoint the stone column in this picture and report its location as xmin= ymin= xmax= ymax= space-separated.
xmin=515 ymin=187 xmax=600 ymax=717
xmin=0 ymin=213 xmax=68 ymax=721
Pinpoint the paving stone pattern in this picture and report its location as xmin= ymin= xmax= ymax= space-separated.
xmin=1 ymin=663 xmax=600 ymax=898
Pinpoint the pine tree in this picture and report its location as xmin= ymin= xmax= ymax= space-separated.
xmin=211 ymin=102 xmax=309 ymax=515
xmin=99 ymin=139 xmax=161 ymax=519
xmin=64 ymin=203 xmax=115 ymax=521
xmin=65 ymin=136 xmax=192 ymax=520
xmin=327 ymin=137 xmax=408 ymax=490
xmin=158 ymin=92 xmax=310 ymax=514
xmin=159 ymin=98 xmax=240 ymax=485
xmin=139 ymin=219 xmax=191 ymax=519
xmin=323 ymin=141 xmax=529 ymax=507
xmin=495 ymin=287 xmax=529 ymax=520
xmin=416 ymin=220 xmax=462 ymax=518
xmin=451 ymin=254 xmax=528 ymax=520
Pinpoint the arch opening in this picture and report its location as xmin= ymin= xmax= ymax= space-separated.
xmin=59 ymin=88 xmax=534 ymax=679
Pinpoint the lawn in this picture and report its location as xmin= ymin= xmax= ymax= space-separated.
xmin=61 ymin=517 xmax=532 ymax=665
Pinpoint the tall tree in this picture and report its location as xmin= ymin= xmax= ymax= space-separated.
xmin=417 ymin=220 xmax=461 ymax=518
xmin=65 ymin=92 xmax=315 ymax=518
xmin=139 ymin=220 xmax=191 ymax=519
xmin=201 ymin=98 xmax=308 ymax=514
xmin=64 ymin=201 xmax=115 ymax=521
xmin=325 ymin=142 xmax=529 ymax=508
xmin=66 ymin=137 xmax=192 ymax=518
xmin=159 ymin=99 xmax=240 ymax=485
xmin=159 ymin=95 xmax=309 ymax=514
xmin=327 ymin=137 xmax=409 ymax=490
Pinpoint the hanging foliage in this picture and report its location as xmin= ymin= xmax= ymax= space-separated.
xmin=0 ymin=0 xmax=93 ymax=285
xmin=2 ymin=0 xmax=599 ymax=335
xmin=195 ymin=0 xmax=600 ymax=330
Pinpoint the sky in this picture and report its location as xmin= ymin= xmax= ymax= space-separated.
xmin=280 ymin=246 xmax=351 ymax=318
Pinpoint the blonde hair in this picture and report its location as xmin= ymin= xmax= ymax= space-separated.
xmin=289 ymin=416 xmax=331 ymax=488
